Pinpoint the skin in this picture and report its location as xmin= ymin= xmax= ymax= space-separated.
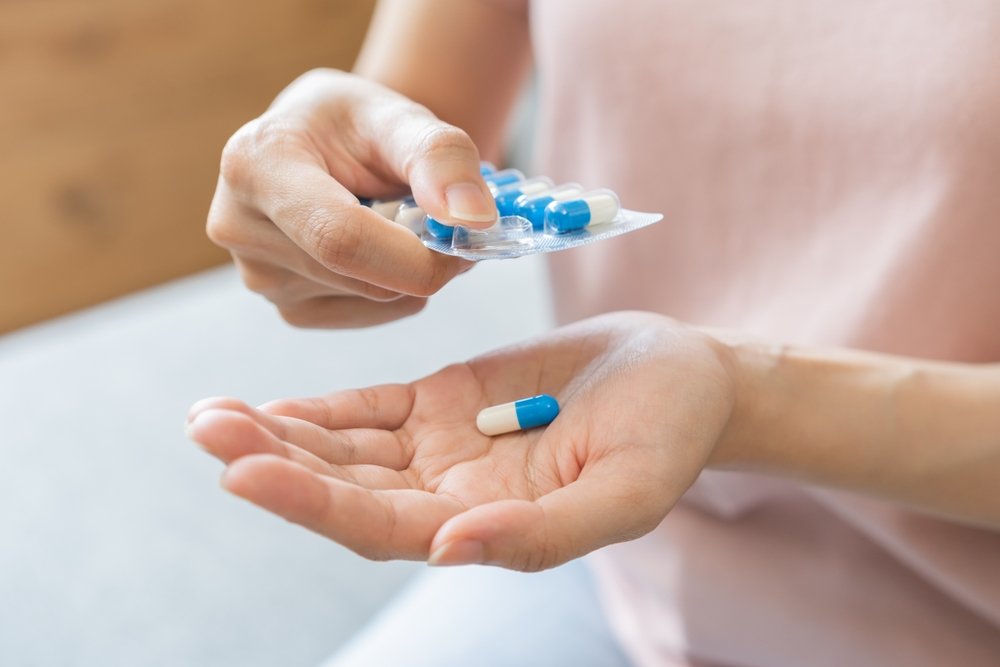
xmin=193 ymin=0 xmax=1000 ymax=569
xmin=187 ymin=313 xmax=1000 ymax=570
xmin=205 ymin=0 xmax=531 ymax=328
xmin=188 ymin=313 xmax=738 ymax=570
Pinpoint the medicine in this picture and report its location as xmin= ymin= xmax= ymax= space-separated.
xmin=359 ymin=197 xmax=404 ymax=219
xmin=494 ymin=177 xmax=555 ymax=216
xmin=394 ymin=198 xmax=426 ymax=234
xmin=352 ymin=174 xmax=664 ymax=262
xmin=476 ymin=394 xmax=560 ymax=436
xmin=544 ymin=190 xmax=621 ymax=233
xmin=370 ymin=199 xmax=405 ymax=219
xmin=483 ymin=168 xmax=525 ymax=193
xmin=424 ymin=215 xmax=455 ymax=240
xmin=513 ymin=183 xmax=583 ymax=230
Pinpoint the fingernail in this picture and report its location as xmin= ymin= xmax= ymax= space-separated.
xmin=428 ymin=539 xmax=484 ymax=567
xmin=444 ymin=183 xmax=497 ymax=223
xmin=185 ymin=411 xmax=205 ymax=437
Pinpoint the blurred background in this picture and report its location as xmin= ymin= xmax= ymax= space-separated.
xmin=1 ymin=0 xmax=375 ymax=332
xmin=0 ymin=2 xmax=547 ymax=665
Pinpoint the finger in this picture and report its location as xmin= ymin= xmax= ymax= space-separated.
xmin=356 ymin=99 xmax=498 ymax=226
xmin=188 ymin=398 xmax=413 ymax=469
xmin=234 ymin=256 xmax=404 ymax=303
xmin=188 ymin=408 xmax=342 ymax=472
xmin=275 ymin=293 xmax=427 ymax=329
xmin=209 ymin=195 xmax=405 ymax=302
xmin=239 ymin=156 xmax=471 ymax=297
xmin=186 ymin=409 xmax=411 ymax=490
xmin=260 ymin=384 xmax=415 ymax=431
xmin=222 ymin=454 xmax=464 ymax=560
xmin=258 ymin=71 xmax=496 ymax=227
xmin=427 ymin=467 xmax=669 ymax=572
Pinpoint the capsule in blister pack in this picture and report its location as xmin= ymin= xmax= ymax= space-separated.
xmin=424 ymin=215 xmax=456 ymax=240
xmin=513 ymin=183 xmax=583 ymax=230
xmin=360 ymin=197 xmax=406 ymax=219
xmin=426 ymin=203 xmax=661 ymax=259
xmin=361 ymin=162 xmax=663 ymax=260
xmin=394 ymin=198 xmax=427 ymax=235
xmin=544 ymin=189 xmax=621 ymax=233
xmin=483 ymin=168 xmax=525 ymax=193
xmin=423 ymin=170 xmax=525 ymax=240
xmin=494 ymin=177 xmax=555 ymax=216
xmin=361 ymin=161 xmax=506 ymax=222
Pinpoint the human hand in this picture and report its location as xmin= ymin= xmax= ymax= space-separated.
xmin=186 ymin=312 xmax=740 ymax=571
xmin=206 ymin=68 xmax=498 ymax=328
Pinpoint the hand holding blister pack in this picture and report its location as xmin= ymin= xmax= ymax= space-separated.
xmin=361 ymin=162 xmax=663 ymax=260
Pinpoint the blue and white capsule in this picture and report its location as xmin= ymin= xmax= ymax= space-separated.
xmin=483 ymin=168 xmax=525 ymax=194
xmin=362 ymin=198 xmax=406 ymax=219
xmin=476 ymin=394 xmax=560 ymax=436
xmin=423 ymin=215 xmax=456 ymax=240
xmin=494 ymin=177 xmax=555 ymax=217
xmin=513 ymin=183 xmax=583 ymax=230
xmin=544 ymin=189 xmax=621 ymax=234
xmin=393 ymin=198 xmax=427 ymax=234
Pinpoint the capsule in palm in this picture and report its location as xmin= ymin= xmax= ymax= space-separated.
xmin=476 ymin=394 xmax=560 ymax=436
xmin=544 ymin=190 xmax=621 ymax=233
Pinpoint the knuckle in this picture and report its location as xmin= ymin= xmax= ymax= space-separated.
xmin=205 ymin=208 xmax=238 ymax=248
xmin=520 ymin=543 xmax=562 ymax=573
xmin=508 ymin=549 xmax=542 ymax=573
xmin=309 ymin=209 xmax=365 ymax=272
xmin=219 ymin=116 xmax=299 ymax=191
xmin=412 ymin=124 xmax=475 ymax=163
xmin=242 ymin=268 xmax=289 ymax=300
xmin=218 ymin=121 xmax=258 ymax=190
xmin=293 ymin=67 xmax=339 ymax=87
xmin=410 ymin=258 xmax=457 ymax=298
xmin=357 ymin=387 xmax=381 ymax=417
xmin=276 ymin=303 xmax=315 ymax=329
xmin=380 ymin=495 xmax=399 ymax=546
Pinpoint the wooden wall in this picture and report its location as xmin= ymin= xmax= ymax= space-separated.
xmin=0 ymin=0 xmax=375 ymax=332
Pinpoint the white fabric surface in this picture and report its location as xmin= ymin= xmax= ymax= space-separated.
xmin=0 ymin=257 xmax=553 ymax=667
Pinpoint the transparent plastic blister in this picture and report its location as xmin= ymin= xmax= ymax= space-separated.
xmin=422 ymin=208 xmax=662 ymax=260
xmin=361 ymin=163 xmax=664 ymax=261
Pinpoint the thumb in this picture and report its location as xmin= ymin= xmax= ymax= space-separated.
xmin=364 ymin=101 xmax=498 ymax=228
xmin=426 ymin=473 xmax=669 ymax=572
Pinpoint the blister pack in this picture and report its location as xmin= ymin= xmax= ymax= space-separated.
xmin=361 ymin=162 xmax=663 ymax=261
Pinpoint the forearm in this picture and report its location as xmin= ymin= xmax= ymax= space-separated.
xmin=354 ymin=0 xmax=532 ymax=159
xmin=712 ymin=336 xmax=1000 ymax=528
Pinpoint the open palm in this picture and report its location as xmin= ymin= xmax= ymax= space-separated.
xmin=187 ymin=313 xmax=737 ymax=571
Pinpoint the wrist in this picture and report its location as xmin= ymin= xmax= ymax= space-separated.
xmin=704 ymin=330 xmax=783 ymax=469
xmin=696 ymin=326 xmax=1000 ymax=526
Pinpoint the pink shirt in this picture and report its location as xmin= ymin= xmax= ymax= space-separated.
xmin=514 ymin=0 xmax=1000 ymax=664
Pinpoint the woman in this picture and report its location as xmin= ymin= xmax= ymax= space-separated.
xmin=187 ymin=1 xmax=1000 ymax=664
